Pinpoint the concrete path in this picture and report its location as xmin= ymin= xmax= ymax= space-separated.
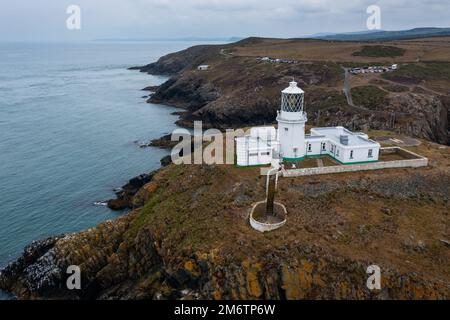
xmin=342 ymin=67 xmax=354 ymax=106
xmin=340 ymin=66 xmax=415 ymax=117
xmin=341 ymin=66 xmax=370 ymax=113
xmin=374 ymin=136 xmax=421 ymax=147
xmin=317 ymin=158 xmax=324 ymax=167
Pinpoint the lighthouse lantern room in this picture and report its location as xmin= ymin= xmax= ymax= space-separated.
xmin=277 ymin=81 xmax=307 ymax=160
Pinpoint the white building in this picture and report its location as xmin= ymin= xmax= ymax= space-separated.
xmin=197 ymin=65 xmax=209 ymax=71
xmin=236 ymin=81 xmax=380 ymax=166
xmin=235 ymin=127 xmax=278 ymax=166
xmin=306 ymin=127 xmax=380 ymax=164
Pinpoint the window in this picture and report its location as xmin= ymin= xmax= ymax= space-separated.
xmin=249 ymin=152 xmax=258 ymax=157
xmin=368 ymin=149 xmax=373 ymax=158
xmin=308 ymin=144 xmax=312 ymax=152
xmin=284 ymin=127 xmax=289 ymax=132
xmin=350 ymin=150 xmax=354 ymax=159
xmin=261 ymin=152 xmax=270 ymax=156
xmin=336 ymin=149 xmax=340 ymax=157
xmin=321 ymin=143 xmax=326 ymax=151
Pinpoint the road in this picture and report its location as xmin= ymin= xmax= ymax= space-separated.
xmin=342 ymin=66 xmax=354 ymax=107
xmin=341 ymin=66 xmax=382 ymax=113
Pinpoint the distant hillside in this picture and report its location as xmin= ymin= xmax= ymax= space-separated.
xmin=95 ymin=36 xmax=244 ymax=42
xmin=131 ymin=35 xmax=450 ymax=145
xmin=315 ymin=27 xmax=450 ymax=41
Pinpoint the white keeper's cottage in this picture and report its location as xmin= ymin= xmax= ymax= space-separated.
xmin=197 ymin=64 xmax=210 ymax=71
xmin=236 ymin=81 xmax=380 ymax=166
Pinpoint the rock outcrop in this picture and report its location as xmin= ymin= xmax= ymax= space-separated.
xmin=107 ymin=172 xmax=157 ymax=211
xmin=2 ymin=142 xmax=449 ymax=299
xmin=313 ymin=93 xmax=449 ymax=145
xmin=133 ymin=38 xmax=450 ymax=145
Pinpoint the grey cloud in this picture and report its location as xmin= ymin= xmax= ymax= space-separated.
xmin=0 ymin=0 xmax=449 ymax=41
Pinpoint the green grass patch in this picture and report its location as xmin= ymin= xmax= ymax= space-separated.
xmin=127 ymin=194 xmax=162 ymax=238
xmin=382 ymin=84 xmax=410 ymax=93
xmin=306 ymin=90 xmax=347 ymax=110
xmin=351 ymin=85 xmax=389 ymax=110
xmin=352 ymin=45 xmax=406 ymax=58
xmin=383 ymin=62 xmax=450 ymax=81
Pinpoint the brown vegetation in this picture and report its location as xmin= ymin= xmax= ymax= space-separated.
xmin=1 ymin=132 xmax=449 ymax=299
xmin=135 ymin=36 xmax=450 ymax=145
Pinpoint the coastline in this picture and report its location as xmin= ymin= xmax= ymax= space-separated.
xmin=1 ymin=41 xmax=449 ymax=300
xmin=129 ymin=39 xmax=450 ymax=146
xmin=0 ymin=46 xmax=184 ymax=300
xmin=2 ymin=139 xmax=449 ymax=299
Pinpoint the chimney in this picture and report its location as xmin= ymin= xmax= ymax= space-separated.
xmin=340 ymin=135 xmax=349 ymax=145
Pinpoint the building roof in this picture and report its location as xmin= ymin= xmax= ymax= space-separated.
xmin=305 ymin=135 xmax=326 ymax=140
xmin=310 ymin=127 xmax=380 ymax=148
xmin=282 ymin=81 xmax=304 ymax=94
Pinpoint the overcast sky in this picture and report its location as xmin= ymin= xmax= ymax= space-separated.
xmin=0 ymin=0 xmax=449 ymax=41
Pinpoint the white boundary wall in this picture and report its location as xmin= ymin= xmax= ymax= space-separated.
xmin=283 ymin=147 xmax=428 ymax=178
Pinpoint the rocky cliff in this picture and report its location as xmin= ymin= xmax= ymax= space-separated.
xmin=133 ymin=38 xmax=450 ymax=145
xmin=107 ymin=172 xmax=156 ymax=211
xmin=2 ymin=38 xmax=449 ymax=300
xmin=1 ymin=140 xmax=449 ymax=299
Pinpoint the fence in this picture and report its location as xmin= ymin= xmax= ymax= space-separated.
xmin=282 ymin=147 xmax=428 ymax=177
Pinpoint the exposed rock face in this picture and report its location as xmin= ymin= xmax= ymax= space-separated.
xmin=2 ymin=39 xmax=449 ymax=300
xmin=107 ymin=172 xmax=157 ymax=211
xmin=146 ymin=134 xmax=178 ymax=149
xmin=160 ymin=155 xmax=172 ymax=168
xmin=0 ymin=236 xmax=66 ymax=298
xmin=141 ymin=85 xmax=160 ymax=92
xmin=2 ymin=145 xmax=449 ymax=299
xmin=364 ymin=93 xmax=449 ymax=145
xmin=145 ymin=61 xmax=343 ymax=130
xmin=131 ymin=44 xmax=222 ymax=75
xmin=3 ymin=227 xmax=448 ymax=299
xmin=133 ymin=39 xmax=449 ymax=145
xmin=314 ymin=93 xmax=449 ymax=145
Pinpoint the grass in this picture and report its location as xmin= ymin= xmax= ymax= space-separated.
xmin=352 ymin=45 xmax=406 ymax=58
xmin=322 ymin=156 xmax=340 ymax=167
xmin=382 ymin=84 xmax=410 ymax=93
xmin=306 ymin=89 xmax=348 ymax=111
xmin=350 ymin=85 xmax=389 ymax=110
xmin=298 ymin=157 xmax=319 ymax=168
xmin=379 ymin=153 xmax=410 ymax=161
xmin=117 ymin=129 xmax=449 ymax=285
xmin=283 ymin=155 xmax=340 ymax=168
xmin=383 ymin=62 xmax=450 ymax=81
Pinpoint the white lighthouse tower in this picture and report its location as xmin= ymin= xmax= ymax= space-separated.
xmin=277 ymin=81 xmax=307 ymax=160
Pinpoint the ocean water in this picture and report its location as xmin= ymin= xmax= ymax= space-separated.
xmin=0 ymin=41 xmax=218 ymax=298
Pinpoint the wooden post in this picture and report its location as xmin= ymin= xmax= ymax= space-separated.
xmin=266 ymin=172 xmax=277 ymax=216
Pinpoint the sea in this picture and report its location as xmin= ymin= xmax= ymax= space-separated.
xmin=0 ymin=41 xmax=222 ymax=299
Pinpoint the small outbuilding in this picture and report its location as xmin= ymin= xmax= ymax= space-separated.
xmin=197 ymin=65 xmax=209 ymax=71
xmin=235 ymin=127 xmax=278 ymax=167
xmin=308 ymin=127 xmax=380 ymax=164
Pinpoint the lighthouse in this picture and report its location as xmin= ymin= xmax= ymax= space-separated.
xmin=235 ymin=81 xmax=380 ymax=167
xmin=277 ymin=81 xmax=307 ymax=160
